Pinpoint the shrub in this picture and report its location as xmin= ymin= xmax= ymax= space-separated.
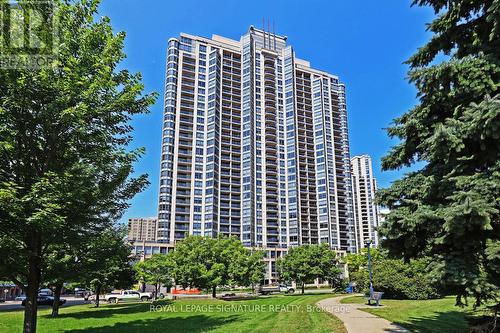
xmin=348 ymin=257 xmax=441 ymax=300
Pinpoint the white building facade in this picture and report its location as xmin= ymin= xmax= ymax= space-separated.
xmin=152 ymin=26 xmax=357 ymax=282
xmin=351 ymin=155 xmax=381 ymax=250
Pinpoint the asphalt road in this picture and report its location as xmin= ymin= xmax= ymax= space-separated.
xmin=0 ymin=296 xmax=88 ymax=311
xmin=0 ymin=289 xmax=336 ymax=311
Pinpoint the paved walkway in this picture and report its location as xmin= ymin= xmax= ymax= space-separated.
xmin=317 ymin=295 xmax=410 ymax=333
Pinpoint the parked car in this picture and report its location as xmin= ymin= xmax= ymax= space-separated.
xmin=38 ymin=288 xmax=53 ymax=296
xmin=15 ymin=295 xmax=26 ymax=301
xmin=21 ymin=295 xmax=66 ymax=306
xmin=74 ymin=288 xmax=89 ymax=298
xmin=83 ymin=291 xmax=93 ymax=301
xmin=258 ymin=284 xmax=295 ymax=295
xmin=104 ymin=290 xmax=152 ymax=303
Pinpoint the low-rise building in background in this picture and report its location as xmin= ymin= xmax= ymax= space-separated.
xmin=127 ymin=217 xmax=157 ymax=242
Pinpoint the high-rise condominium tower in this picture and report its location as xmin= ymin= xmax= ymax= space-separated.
xmin=157 ymin=26 xmax=357 ymax=255
xmin=351 ymin=155 xmax=380 ymax=250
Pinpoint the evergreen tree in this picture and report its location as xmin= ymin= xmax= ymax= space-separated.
xmin=379 ymin=0 xmax=499 ymax=308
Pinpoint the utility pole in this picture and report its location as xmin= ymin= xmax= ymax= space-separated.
xmin=366 ymin=239 xmax=374 ymax=296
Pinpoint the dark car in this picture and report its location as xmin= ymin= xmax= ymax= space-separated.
xmin=21 ymin=296 xmax=66 ymax=306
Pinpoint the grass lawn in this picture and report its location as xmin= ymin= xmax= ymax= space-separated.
xmin=0 ymin=294 xmax=346 ymax=333
xmin=340 ymin=295 xmax=481 ymax=333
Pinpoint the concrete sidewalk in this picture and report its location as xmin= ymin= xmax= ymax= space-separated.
xmin=317 ymin=295 xmax=410 ymax=333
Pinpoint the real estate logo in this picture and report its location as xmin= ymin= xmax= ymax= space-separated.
xmin=0 ymin=0 xmax=59 ymax=69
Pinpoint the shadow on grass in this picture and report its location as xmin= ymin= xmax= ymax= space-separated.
xmin=384 ymin=310 xmax=473 ymax=333
xmin=65 ymin=314 xmax=241 ymax=333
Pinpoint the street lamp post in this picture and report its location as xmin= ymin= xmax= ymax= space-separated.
xmin=366 ymin=239 xmax=374 ymax=297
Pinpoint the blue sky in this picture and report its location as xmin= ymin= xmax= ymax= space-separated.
xmin=97 ymin=0 xmax=434 ymax=224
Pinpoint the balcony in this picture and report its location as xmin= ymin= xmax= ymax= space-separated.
xmin=177 ymin=157 xmax=192 ymax=164
xmin=176 ymin=173 xmax=191 ymax=180
xmin=175 ymin=198 xmax=190 ymax=205
xmin=176 ymin=181 xmax=191 ymax=189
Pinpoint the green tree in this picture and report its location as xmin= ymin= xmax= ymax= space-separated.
xmin=43 ymin=229 xmax=135 ymax=315
xmin=79 ymin=228 xmax=136 ymax=307
xmin=78 ymin=228 xmax=135 ymax=308
xmin=345 ymin=248 xmax=383 ymax=273
xmin=171 ymin=236 xmax=264 ymax=297
xmin=379 ymin=0 xmax=499 ymax=308
xmin=134 ymin=254 xmax=174 ymax=300
xmin=346 ymin=251 xmax=441 ymax=299
xmin=278 ymin=244 xmax=341 ymax=294
xmin=230 ymin=249 xmax=266 ymax=290
xmin=43 ymin=243 xmax=81 ymax=317
xmin=0 ymin=0 xmax=155 ymax=331
xmin=212 ymin=236 xmax=265 ymax=290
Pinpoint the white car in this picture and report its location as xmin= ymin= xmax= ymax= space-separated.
xmin=104 ymin=290 xmax=152 ymax=303
xmin=258 ymin=284 xmax=295 ymax=295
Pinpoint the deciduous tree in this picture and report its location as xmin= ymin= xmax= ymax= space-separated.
xmin=134 ymin=254 xmax=174 ymax=300
xmin=171 ymin=236 xmax=265 ymax=297
xmin=278 ymin=244 xmax=341 ymax=294
xmin=346 ymin=251 xmax=441 ymax=299
xmin=43 ymin=243 xmax=81 ymax=317
xmin=345 ymin=248 xmax=383 ymax=273
xmin=78 ymin=228 xmax=135 ymax=308
xmin=0 ymin=0 xmax=155 ymax=331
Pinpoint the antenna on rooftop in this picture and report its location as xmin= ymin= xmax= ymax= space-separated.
xmin=267 ymin=19 xmax=271 ymax=49
xmin=262 ymin=17 xmax=266 ymax=49
xmin=273 ymin=21 xmax=276 ymax=50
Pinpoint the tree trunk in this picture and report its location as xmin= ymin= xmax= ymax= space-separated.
xmin=23 ymin=245 xmax=41 ymax=333
xmin=301 ymin=283 xmax=305 ymax=294
xmin=94 ymin=285 xmax=101 ymax=308
xmin=154 ymin=283 xmax=158 ymax=300
xmin=51 ymin=282 xmax=63 ymax=317
xmin=212 ymin=286 xmax=217 ymax=298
